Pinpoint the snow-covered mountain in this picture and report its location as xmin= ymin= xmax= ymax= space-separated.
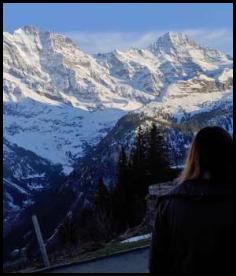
xmin=3 ymin=138 xmax=65 ymax=236
xmin=3 ymin=27 xmax=233 ymax=255
xmin=3 ymin=27 xmax=232 ymax=171
xmin=3 ymin=26 xmax=136 ymax=174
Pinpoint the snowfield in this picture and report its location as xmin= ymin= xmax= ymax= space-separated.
xmin=121 ymin=234 xmax=152 ymax=244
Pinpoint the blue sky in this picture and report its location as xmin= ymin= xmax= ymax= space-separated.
xmin=3 ymin=3 xmax=233 ymax=55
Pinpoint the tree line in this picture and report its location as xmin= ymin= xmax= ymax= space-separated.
xmin=59 ymin=123 xmax=179 ymax=247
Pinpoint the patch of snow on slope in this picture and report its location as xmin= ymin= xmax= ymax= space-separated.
xmin=121 ymin=233 xmax=152 ymax=243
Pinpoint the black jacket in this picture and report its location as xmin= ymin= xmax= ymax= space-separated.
xmin=149 ymin=179 xmax=233 ymax=273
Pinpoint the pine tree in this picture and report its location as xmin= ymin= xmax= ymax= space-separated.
xmin=93 ymin=177 xmax=113 ymax=241
xmin=111 ymin=147 xmax=130 ymax=233
xmin=110 ymin=124 xmax=174 ymax=236
xmin=94 ymin=177 xmax=110 ymax=211
xmin=130 ymin=126 xmax=148 ymax=196
xmin=117 ymin=147 xmax=129 ymax=193
xmin=147 ymin=123 xmax=169 ymax=184
xmin=58 ymin=214 xmax=78 ymax=246
xmin=127 ymin=127 xmax=149 ymax=226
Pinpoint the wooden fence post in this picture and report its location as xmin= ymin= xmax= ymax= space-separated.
xmin=32 ymin=215 xmax=50 ymax=267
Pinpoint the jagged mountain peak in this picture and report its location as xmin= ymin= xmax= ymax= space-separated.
xmin=8 ymin=25 xmax=77 ymax=49
xmin=21 ymin=25 xmax=39 ymax=33
xmin=160 ymin=31 xmax=194 ymax=43
xmin=146 ymin=31 xmax=231 ymax=73
xmin=12 ymin=25 xmax=40 ymax=37
xmin=148 ymin=31 xmax=200 ymax=54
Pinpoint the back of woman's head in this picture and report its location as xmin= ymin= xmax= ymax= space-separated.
xmin=179 ymin=126 xmax=233 ymax=184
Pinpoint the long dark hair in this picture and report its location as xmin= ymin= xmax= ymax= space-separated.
xmin=178 ymin=126 xmax=233 ymax=184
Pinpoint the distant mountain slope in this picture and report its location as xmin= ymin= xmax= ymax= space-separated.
xmin=3 ymin=138 xmax=64 ymax=236
xmin=63 ymin=97 xmax=233 ymax=206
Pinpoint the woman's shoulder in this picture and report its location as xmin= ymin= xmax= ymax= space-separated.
xmin=157 ymin=179 xmax=189 ymax=199
xmin=157 ymin=178 xmax=233 ymax=205
xmin=155 ymin=180 xmax=187 ymax=208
